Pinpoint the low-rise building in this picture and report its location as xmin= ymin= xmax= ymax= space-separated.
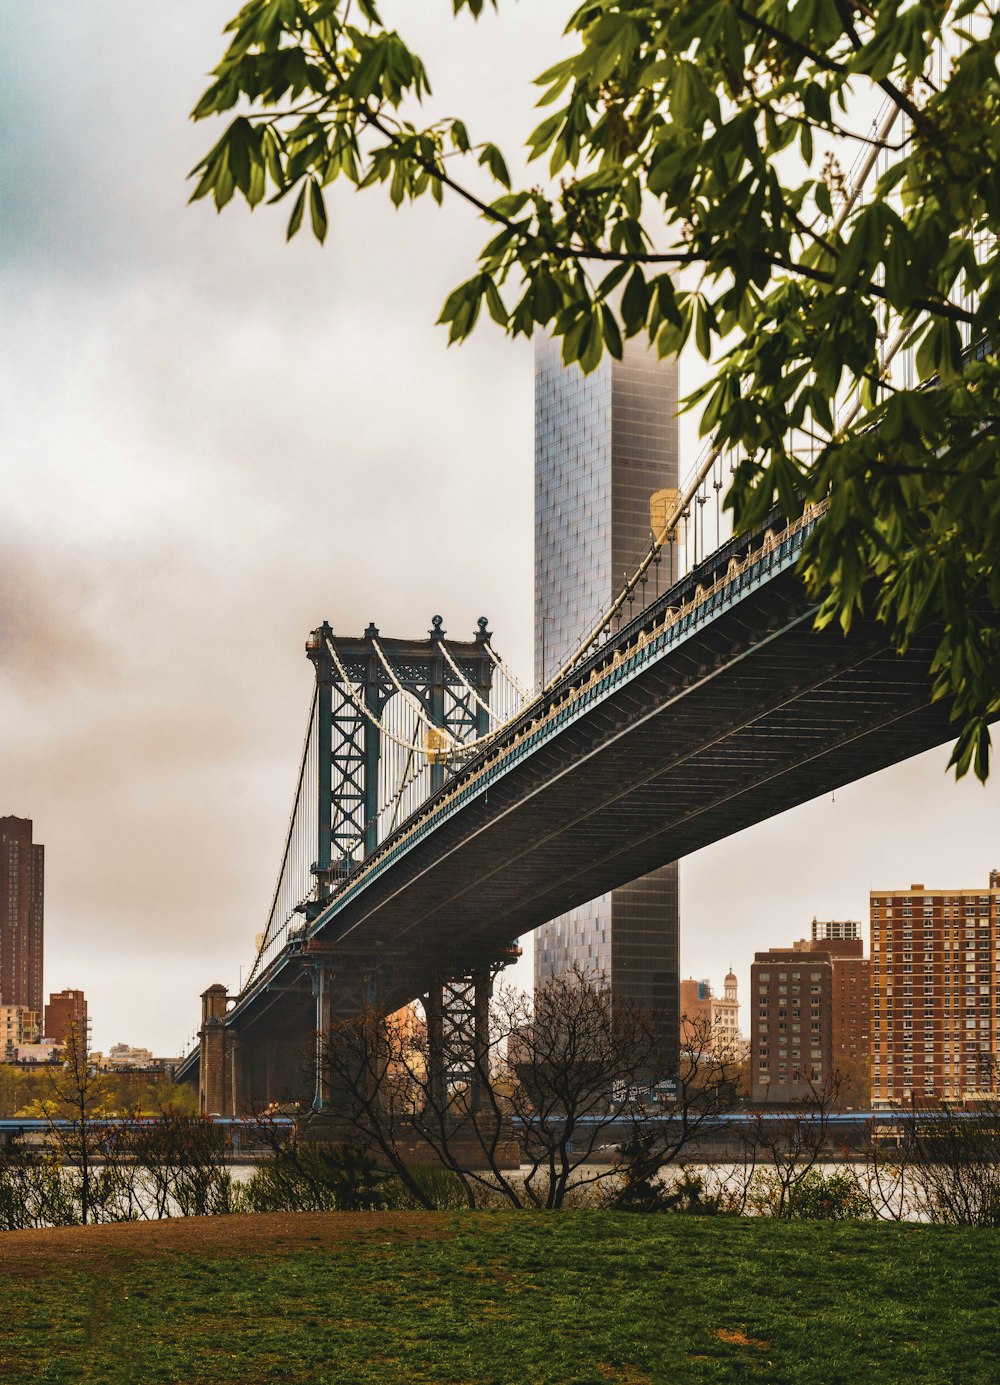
xmin=680 ymin=971 xmax=741 ymax=1057
xmin=104 ymin=1043 xmax=154 ymax=1070
xmin=16 ymin=1041 xmax=60 ymax=1064
xmin=0 ymin=1004 xmax=40 ymax=1062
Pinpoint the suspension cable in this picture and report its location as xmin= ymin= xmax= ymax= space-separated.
xmin=371 ymin=636 xmax=455 ymax=748
xmin=439 ymin=637 xmax=494 ymax=719
xmin=543 ymin=442 xmax=721 ymax=691
xmin=244 ymin=687 xmax=318 ymax=988
xmin=483 ymin=639 xmax=531 ymax=702
xmin=324 ymin=635 xmax=428 ymax=755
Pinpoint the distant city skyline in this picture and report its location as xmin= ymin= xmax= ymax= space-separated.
xmin=2 ymin=4 xmax=999 ymax=1054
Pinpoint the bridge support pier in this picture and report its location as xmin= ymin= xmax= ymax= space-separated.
xmin=426 ymin=964 xmax=495 ymax=1115
xmin=199 ymin=984 xmax=232 ymax=1117
xmin=309 ymin=962 xmax=335 ymax=1110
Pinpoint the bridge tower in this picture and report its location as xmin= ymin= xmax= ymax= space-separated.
xmin=304 ymin=616 xmax=494 ymax=905
xmin=184 ymin=616 xmax=532 ymax=1117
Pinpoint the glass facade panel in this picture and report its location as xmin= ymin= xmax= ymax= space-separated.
xmin=533 ymin=336 xmax=680 ymax=1038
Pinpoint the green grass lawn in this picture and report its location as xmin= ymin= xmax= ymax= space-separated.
xmin=2 ymin=1212 xmax=996 ymax=1384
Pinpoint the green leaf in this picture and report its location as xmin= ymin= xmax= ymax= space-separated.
xmin=286 ymin=183 xmax=307 ymax=240
xmin=308 ymin=180 xmax=328 ymax=242
xmin=601 ymin=304 xmax=623 ymax=360
xmin=621 ymin=267 xmax=649 ymax=335
xmin=478 ymin=143 xmax=511 ymax=189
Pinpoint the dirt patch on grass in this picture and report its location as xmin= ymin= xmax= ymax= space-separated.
xmin=712 ymin=1328 xmax=769 ymax=1349
xmin=0 ymin=1211 xmax=455 ymax=1274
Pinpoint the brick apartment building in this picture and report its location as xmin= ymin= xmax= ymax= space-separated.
xmin=45 ymin=989 xmax=88 ymax=1053
xmin=802 ymin=921 xmax=870 ymax=1072
xmin=751 ymin=921 xmax=870 ymax=1103
xmin=871 ymin=872 xmax=1000 ymax=1107
xmin=0 ymin=817 xmax=44 ymax=1014
xmin=751 ymin=950 xmax=834 ymax=1102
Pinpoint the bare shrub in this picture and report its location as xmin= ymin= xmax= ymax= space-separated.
xmin=869 ymin=1099 xmax=1000 ymax=1225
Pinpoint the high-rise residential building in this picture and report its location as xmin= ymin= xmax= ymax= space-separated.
xmin=533 ymin=336 xmax=680 ymax=1038
xmin=871 ymin=875 xmax=1000 ymax=1107
xmin=45 ymin=989 xmax=88 ymax=1053
xmin=0 ymin=817 xmax=44 ymax=1014
xmin=794 ymin=934 xmax=871 ymax=1071
xmin=752 ymin=927 xmax=871 ymax=1103
xmin=751 ymin=949 xmax=834 ymax=1102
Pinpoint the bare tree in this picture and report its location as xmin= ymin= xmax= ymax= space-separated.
xmin=318 ymin=967 xmax=673 ymax=1209
xmin=730 ymin=1075 xmax=848 ymax=1218
xmin=0 ymin=1136 xmax=76 ymax=1230
xmin=609 ymin=1012 xmax=742 ymax=1211
xmin=495 ymin=969 xmax=663 ymax=1209
xmin=42 ymin=1021 xmax=110 ymax=1225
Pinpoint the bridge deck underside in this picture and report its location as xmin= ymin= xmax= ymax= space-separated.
xmin=231 ymin=565 xmax=961 ymax=1032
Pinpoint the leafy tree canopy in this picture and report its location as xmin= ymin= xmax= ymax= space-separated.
xmin=191 ymin=0 xmax=1000 ymax=778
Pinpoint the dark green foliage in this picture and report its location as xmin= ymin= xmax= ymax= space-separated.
xmin=381 ymin=1164 xmax=471 ymax=1211
xmin=610 ymin=1135 xmax=724 ymax=1214
xmin=191 ymin=0 xmax=1000 ymax=777
xmin=243 ymin=1140 xmax=386 ymax=1212
xmin=785 ymin=1170 xmax=873 ymax=1221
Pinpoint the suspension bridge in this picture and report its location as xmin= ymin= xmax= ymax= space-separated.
xmin=176 ymin=82 xmax=995 ymax=1116
xmin=177 ymin=492 xmax=968 ymax=1115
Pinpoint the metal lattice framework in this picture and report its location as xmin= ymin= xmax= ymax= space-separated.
xmin=245 ymin=617 xmax=528 ymax=988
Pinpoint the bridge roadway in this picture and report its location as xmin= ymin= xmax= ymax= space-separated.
xmin=179 ymin=504 xmax=969 ymax=1102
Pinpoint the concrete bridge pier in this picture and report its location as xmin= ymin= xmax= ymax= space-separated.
xmin=198 ymin=982 xmax=314 ymax=1116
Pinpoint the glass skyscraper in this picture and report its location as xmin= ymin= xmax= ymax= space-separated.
xmin=533 ymin=335 xmax=680 ymax=1034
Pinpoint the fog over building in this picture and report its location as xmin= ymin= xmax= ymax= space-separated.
xmin=532 ymin=337 xmax=680 ymax=1036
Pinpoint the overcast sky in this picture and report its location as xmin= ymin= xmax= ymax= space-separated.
xmin=2 ymin=4 xmax=997 ymax=1056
